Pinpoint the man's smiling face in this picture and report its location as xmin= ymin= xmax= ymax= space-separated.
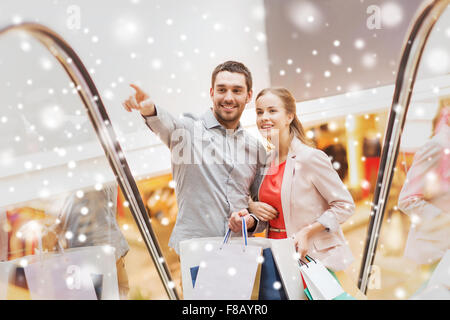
xmin=210 ymin=71 xmax=252 ymax=130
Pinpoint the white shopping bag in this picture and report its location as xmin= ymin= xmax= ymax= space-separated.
xmin=191 ymin=243 xmax=261 ymax=300
xmin=247 ymin=237 xmax=306 ymax=300
xmin=180 ymin=235 xmax=306 ymax=300
xmin=186 ymin=220 xmax=262 ymax=300
xmin=24 ymin=245 xmax=119 ymax=300
xmin=267 ymin=238 xmax=306 ymax=300
xmin=427 ymin=249 xmax=450 ymax=289
xmin=299 ymin=256 xmax=344 ymax=300
xmin=410 ymin=249 xmax=450 ymax=299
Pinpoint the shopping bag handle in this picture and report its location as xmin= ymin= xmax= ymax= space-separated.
xmin=221 ymin=218 xmax=248 ymax=250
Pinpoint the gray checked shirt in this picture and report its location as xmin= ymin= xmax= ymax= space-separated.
xmin=144 ymin=106 xmax=266 ymax=254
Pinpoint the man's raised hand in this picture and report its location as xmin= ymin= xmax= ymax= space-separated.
xmin=122 ymin=84 xmax=156 ymax=116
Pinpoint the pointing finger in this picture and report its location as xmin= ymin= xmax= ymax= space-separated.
xmin=128 ymin=96 xmax=138 ymax=109
xmin=130 ymin=83 xmax=143 ymax=94
xmin=125 ymin=101 xmax=134 ymax=111
xmin=122 ymin=102 xmax=131 ymax=112
xmin=131 ymin=95 xmax=139 ymax=109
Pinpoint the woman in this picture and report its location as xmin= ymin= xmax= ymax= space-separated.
xmin=230 ymin=87 xmax=355 ymax=272
xmin=398 ymin=104 xmax=449 ymax=266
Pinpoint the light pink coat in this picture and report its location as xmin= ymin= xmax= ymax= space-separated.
xmin=255 ymin=137 xmax=355 ymax=271
xmin=398 ymin=124 xmax=450 ymax=265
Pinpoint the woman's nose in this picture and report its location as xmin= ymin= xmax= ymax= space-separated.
xmin=260 ymin=111 xmax=270 ymax=120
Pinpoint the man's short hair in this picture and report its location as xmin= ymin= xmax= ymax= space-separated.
xmin=211 ymin=61 xmax=253 ymax=92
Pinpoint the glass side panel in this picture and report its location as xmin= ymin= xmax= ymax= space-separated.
xmin=0 ymin=31 xmax=170 ymax=300
xmin=367 ymin=7 xmax=450 ymax=299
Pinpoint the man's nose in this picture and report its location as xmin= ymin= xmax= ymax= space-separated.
xmin=224 ymin=90 xmax=234 ymax=102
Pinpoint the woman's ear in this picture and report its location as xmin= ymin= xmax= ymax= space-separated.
xmin=288 ymin=113 xmax=295 ymax=125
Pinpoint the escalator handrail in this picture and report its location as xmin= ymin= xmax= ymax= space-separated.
xmin=358 ymin=0 xmax=450 ymax=294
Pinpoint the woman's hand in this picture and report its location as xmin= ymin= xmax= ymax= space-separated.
xmin=293 ymin=227 xmax=312 ymax=261
xmin=249 ymin=201 xmax=278 ymax=222
xmin=293 ymin=222 xmax=326 ymax=260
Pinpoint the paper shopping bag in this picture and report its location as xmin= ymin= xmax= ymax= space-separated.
xmin=189 ymin=255 xmax=262 ymax=300
xmin=192 ymin=219 xmax=262 ymax=300
xmin=426 ymin=249 xmax=450 ymax=289
xmin=24 ymin=255 xmax=97 ymax=300
xmin=181 ymin=236 xmax=304 ymax=299
xmin=248 ymin=237 xmax=306 ymax=300
xmin=300 ymin=271 xmax=313 ymax=300
xmin=258 ymin=248 xmax=288 ymax=300
xmin=251 ymin=260 xmax=262 ymax=300
xmin=410 ymin=249 xmax=450 ymax=299
xmin=267 ymin=238 xmax=305 ymax=300
xmin=23 ymin=245 xmax=119 ymax=300
xmin=299 ymin=257 xmax=345 ymax=300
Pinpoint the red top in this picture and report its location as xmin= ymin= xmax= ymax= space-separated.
xmin=258 ymin=160 xmax=287 ymax=239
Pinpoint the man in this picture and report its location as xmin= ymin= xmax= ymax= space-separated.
xmin=122 ymin=61 xmax=266 ymax=254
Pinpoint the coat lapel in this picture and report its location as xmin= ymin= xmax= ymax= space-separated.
xmin=280 ymin=154 xmax=294 ymax=234
xmin=258 ymin=138 xmax=303 ymax=236
xmin=280 ymin=138 xmax=303 ymax=236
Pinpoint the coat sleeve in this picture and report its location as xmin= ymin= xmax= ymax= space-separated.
xmin=306 ymin=149 xmax=355 ymax=233
xmin=398 ymin=139 xmax=443 ymax=221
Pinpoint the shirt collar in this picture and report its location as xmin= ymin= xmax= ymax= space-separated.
xmin=202 ymin=109 xmax=222 ymax=129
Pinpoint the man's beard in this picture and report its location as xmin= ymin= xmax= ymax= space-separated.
xmin=214 ymin=106 xmax=242 ymax=124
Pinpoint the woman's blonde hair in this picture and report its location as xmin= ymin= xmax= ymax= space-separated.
xmin=432 ymin=96 xmax=450 ymax=135
xmin=256 ymin=87 xmax=313 ymax=146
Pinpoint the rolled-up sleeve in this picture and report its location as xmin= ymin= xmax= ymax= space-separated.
xmin=307 ymin=150 xmax=355 ymax=233
xmin=249 ymin=213 xmax=268 ymax=235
